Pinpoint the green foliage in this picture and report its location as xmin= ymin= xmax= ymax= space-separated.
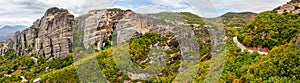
xmin=148 ymin=12 xmax=186 ymax=23
xmin=179 ymin=12 xmax=205 ymax=28
xmin=238 ymin=11 xmax=300 ymax=49
xmin=221 ymin=12 xmax=257 ymax=27
xmin=241 ymin=44 xmax=300 ymax=82
xmin=129 ymin=33 xmax=166 ymax=68
xmin=220 ymin=37 xmax=261 ymax=82
xmin=148 ymin=12 xmax=205 ymax=28
xmin=221 ymin=27 xmax=300 ymax=82
xmin=0 ymin=52 xmax=74 ymax=82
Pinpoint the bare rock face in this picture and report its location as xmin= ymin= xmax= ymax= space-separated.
xmin=277 ymin=2 xmax=300 ymax=14
xmin=77 ymin=9 xmax=176 ymax=50
xmin=13 ymin=7 xmax=74 ymax=60
xmin=0 ymin=39 xmax=12 ymax=57
xmin=77 ymin=9 xmax=124 ymax=50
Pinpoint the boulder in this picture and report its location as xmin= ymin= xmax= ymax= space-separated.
xmin=33 ymin=77 xmax=42 ymax=83
xmin=20 ymin=76 xmax=28 ymax=82
xmin=31 ymin=57 xmax=38 ymax=65
xmin=45 ymin=67 xmax=50 ymax=72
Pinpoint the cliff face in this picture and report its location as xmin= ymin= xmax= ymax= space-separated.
xmin=13 ymin=7 xmax=74 ymax=60
xmin=277 ymin=2 xmax=300 ymax=14
xmin=77 ymin=9 xmax=176 ymax=50
xmin=10 ymin=7 xmax=210 ymax=63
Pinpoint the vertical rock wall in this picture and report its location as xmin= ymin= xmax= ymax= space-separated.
xmin=13 ymin=7 xmax=74 ymax=60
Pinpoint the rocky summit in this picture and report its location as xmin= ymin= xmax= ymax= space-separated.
xmin=7 ymin=7 xmax=210 ymax=63
xmin=13 ymin=7 xmax=74 ymax=60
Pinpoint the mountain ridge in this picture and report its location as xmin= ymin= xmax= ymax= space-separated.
xmin=0 ymin=25 xmax=27 ymax=42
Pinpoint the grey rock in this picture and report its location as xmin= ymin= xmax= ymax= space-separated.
xmin=45 ymin=67 xmax=50 ymax=72
xmin=46 ymin=57 xmax=53 ymax=63
xmin=33 ymin=77 xmax=42 ymax=83
xmin=0 ymin=39 xmax=12 ymax=57
xmin=20 ymin=76 xmax=28 ymax=82
xmin=31 ymin=57 xmax=38 ymax=65
xmin=13 ymin=7 xmax=74 ymax=61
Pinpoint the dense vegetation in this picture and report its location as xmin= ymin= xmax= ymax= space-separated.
xmin=1 ymin=4 xmax=300 ymax=82
xmin=179 ymin=12 xmax=205 ymax=28
xmin=203 ymin=12 xmax=256 ymax=28
xmin=221 ymin=12 xmax=257 ymax=27
xmin=238 ymin=11 xmax=300 ymax=49
xmin=222 ymin=27 xmax=300 ymax=82
xmin=0 ymin=49 xmax=74 ymax=82
xmin=148 ymin=12 xmax=205 ymax=28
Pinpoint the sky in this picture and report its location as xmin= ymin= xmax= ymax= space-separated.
xmin=0 ymin=0 xmax=290 ymax=28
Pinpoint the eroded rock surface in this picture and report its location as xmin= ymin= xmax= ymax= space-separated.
xmin=0 ymin=39 xmax=12 ymax=57
xmin=13 ymin=7 xmax=74 ymax=60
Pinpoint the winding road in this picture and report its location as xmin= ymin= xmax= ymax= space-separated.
xmin=233 ymin=37 xmax=268 ymax=55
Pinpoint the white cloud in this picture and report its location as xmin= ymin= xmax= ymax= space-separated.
xmin=211 ymin=0 xmax=290 ymax=13
xmin=0 ymin=0 xmax=89 ymax=27
xmin=0 ymin=0 xmax=291 ymax=27
xmin=151 ymin=0 xmax=187 ymax=8
xmin=134 ymin=5 xmax=168 ymax=14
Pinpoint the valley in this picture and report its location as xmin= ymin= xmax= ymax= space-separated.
xmin=0 ymin=0 xmax=299 ymax=82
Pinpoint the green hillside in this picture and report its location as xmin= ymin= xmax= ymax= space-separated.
xmin=221 ymin=12 xmax=257 ymax=27
xmin=238 ymin=11 xmax=300 ymax=49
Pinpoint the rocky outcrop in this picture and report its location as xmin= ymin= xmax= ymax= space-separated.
xmin=33 ymin=78 xmax=42 ymax=83
xmin=77 ymin=9 xmax=125 ymax=50
xmin=277 ymin=2 xmax=300 ymax=14
xmin=77 ymin=9 xmax=178 ymax=50
xmin=20 ymin=76 xmax=28 ymax=82
xmin=13 ymin=7 xmax=74 ymax=60
xmin=11 ymin=7 xmax=210 ymax=65
xmin=0 ymin=39 xmax=12 ymax=57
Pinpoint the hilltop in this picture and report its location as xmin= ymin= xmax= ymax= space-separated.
xmin=203 ymin=12 xmax=257 ymax=28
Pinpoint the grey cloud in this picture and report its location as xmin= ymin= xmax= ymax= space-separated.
xmin=10 ymin=0 xmax=50 ymax=10
xmin=80 ymin=0 xmax=116 ymax=14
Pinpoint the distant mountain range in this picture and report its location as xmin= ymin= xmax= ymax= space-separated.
xmin=0 ymin=25 xmax=27 ymax=42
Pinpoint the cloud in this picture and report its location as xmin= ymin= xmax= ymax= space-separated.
xmin=151 ymin=0 xmax=187 ymax=8
xmin=135 ymin=5 xmax=168 ymax=14
xmin=211 ymin=0 xmax=290 ymax=14
xmin=80 ymin=0 xmax=116 ymax=14
xmin=0 ymin=0 xmax=88 ymax=27
xmin=0 ymin=0 xmax=291 ymax=27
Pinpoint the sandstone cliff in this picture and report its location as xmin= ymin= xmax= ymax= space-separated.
xmin=10 ymin=7 xmax=209 ymax=63
xmin=77 ymin=8 xmax=208 ymax=50
xmin=13 ymin=7 xmax=74 ymax=60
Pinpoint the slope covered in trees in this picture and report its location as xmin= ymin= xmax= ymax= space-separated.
xmin=238 ymin=11 xmax=300 ymax=49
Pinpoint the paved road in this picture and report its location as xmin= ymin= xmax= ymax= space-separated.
xmin=233 ymin=37 xmax=268 ymax=55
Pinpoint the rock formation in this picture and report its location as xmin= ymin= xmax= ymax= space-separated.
xmin=9 ymin=7 xmax=210 ymax=65
xmin=277 ymin=2 xmax=300 ymax=14
xmin=13 ymin=7 xmax=74 ymax=60
xmin=0 ymin=39 xmax=12 ymax=57
xmin=77 ymin=8 xmax=195 ymax=51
